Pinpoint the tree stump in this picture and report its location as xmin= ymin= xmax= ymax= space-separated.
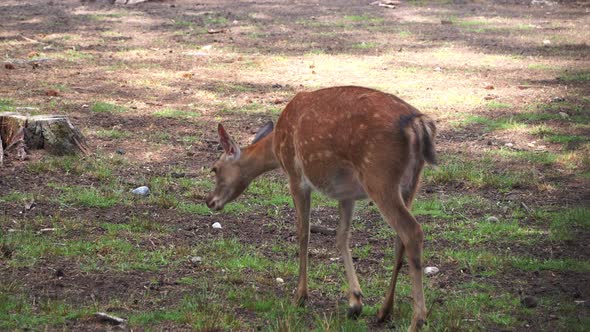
xmin=0 ymin=113 xmax=89 ymax=165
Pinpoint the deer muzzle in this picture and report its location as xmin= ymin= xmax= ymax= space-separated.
xmin=205 ymin=195 xmax=223 ymax=211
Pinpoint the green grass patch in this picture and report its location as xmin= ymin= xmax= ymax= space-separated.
xmin=90 ymin=101 xmax=128 ymax=113
xmin=0 ymin=290 xmax=93 ymax=330
xmin=56 ymin=49 xmax=93 ymax=61
xmin=178 ymin=202 xmax=211 ymax=215
xmin=153 ymin=108 xmax=201 ymax=118
xmin=205 ymin=15 xmax=229 ymax=25
xmin=344 ymin=14 xmax=384 ymax=24
xmin=528 ymin=63 xmax=556 ymax=70
xmin=486 ymin=101 xmax=512 ymax=109
xmin=398 ymin=30 xmax=412 ymax=37
xmin=424 ymin=155 xmax=539 ymax=191
xmin=0 ymin=98 xmax=13 ymax=111
xmin=546 ymin=134 xmax=585 ymax=144
xmin=173 ymin=19 xmax=193 ymax=28
xmin=511 ymin=257 xmax=590 ymax=273
xmin=456 ymin=19 xmax=488 ymax=27
xmin=180 ymin=135 xmax=199 ymax=144
xmin=57 ymin=185 xmax=123 ymax=208
xmin=443 ymin=219 xmax=546 ymax=246
xmin=0 ymin=222 xmax=177 ymax=271
xmin=424 ymin=287 xmax=522 ymax=330
xmin=487 ymin=148 xmax=558 ymax=166
xmin=445 ymin=249 xmax=590 ymax=274
xmin=559 ymin=71 xmax=590 ymax=82
xmin=0 ymin=191 xmax=35 ymax=203
xmin=27 ymin=155 xmax=118 ymax=181
xmin=546 ymin=207 xmax=590 ymax=241
xmin=458 ymin=115 xmax=521 ymax=131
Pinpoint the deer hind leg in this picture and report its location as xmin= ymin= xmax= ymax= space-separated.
xmin=336 ymin=199 xmax=363 ymax=318
xmin=370 ymin=185 xmax=427 ymax=331
xmin=377 ymin=234 xmax=405 ymax=322
xmin=378 ymin=166 xmax=422 ymax=322
xmin=289 ymin=179 xmax=311 ymax=306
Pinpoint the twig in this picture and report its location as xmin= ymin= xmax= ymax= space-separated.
xmin=95 ymin=312 xmax=126 ymax=325
xmin=19 ymin=35 xmax=44 ymax=44
xmin=310 ymin=225 xmax=336 ymax=236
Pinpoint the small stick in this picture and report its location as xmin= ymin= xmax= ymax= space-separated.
xmin=310 ymin=225 xmax=337 ymax=236
xmin=95 ymin=312 xmax=126 ymax=325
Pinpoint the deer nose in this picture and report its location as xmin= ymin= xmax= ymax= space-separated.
xmin=206 ymin=196 xmax=222 ymax=210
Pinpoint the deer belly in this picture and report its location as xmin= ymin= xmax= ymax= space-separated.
xmin=303 ymin=168 xmax=368 ymax=201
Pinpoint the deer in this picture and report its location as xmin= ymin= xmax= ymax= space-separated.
xmin=206 ymin=86 xmax=437 ymax=331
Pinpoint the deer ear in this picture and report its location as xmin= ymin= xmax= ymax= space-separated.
xmin=218 ymin=123 xmax=241 ymax=160
xmin=252 ymin=120 xmax=274 ymax=144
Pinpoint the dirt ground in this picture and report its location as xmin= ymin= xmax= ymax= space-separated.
xmin=0 ymin=0 xmax=589 ymax=331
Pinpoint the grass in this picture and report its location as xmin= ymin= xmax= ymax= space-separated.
xmin=487 ymin=148 xmax=558 ymax=166
xmin=153 ymin=108 xmax=201 ymax=118
xmin=486 ymin=101 xmax=512 ymax=109
xmin=0 ymin=191 xmax=35 ymax=203
xmin=57 ymin=185 xmax=123 ymax=208
xmin=559 ymin=71 xmax=590 ymax=82
xmin=423 ymin=155 xmax=540 ymax=191
xmin=0 ymin=290 xmax=94 ymax=330
xmin=444 ymin=249 xmax=590 ymax=274
xmin=545 ymin=207 xmax=590 ymax=241
xmin=27 ymin=154 xmax=121 ymax=181
xmin=443 ymin=219 xmax=546 ymax=246
xmin=90 ymin=101 xmax=128 ymax=113
xmin=458 ymin=115 xmax=522 ymax=131
xmin=546 ymin=134 xmax=585 ymax=144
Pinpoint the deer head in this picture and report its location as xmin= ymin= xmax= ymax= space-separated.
xmin=205 ymin=121 xmax=274 ymax=211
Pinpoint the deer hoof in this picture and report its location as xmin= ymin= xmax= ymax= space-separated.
xmin=347 ymin=303 xmax=363 ymax=319
xmin=376 ymin=308 xmax=391 ymax=323
xmin=409 ymin=318 xmax=426 ymax=331
xmin=294 ymin=294 xmax=308 ymax=307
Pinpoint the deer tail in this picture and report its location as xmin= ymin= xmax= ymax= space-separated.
xmin=399 ymin=113 xmax=437 ymax=165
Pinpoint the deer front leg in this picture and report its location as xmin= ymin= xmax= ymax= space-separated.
xmin=290 ymin=180 xmax=311 ymax=306
xmin=336 ymin=199 xmax=363 ymax=318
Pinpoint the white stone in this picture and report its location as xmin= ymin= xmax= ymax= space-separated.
xmin=276 ymin=277 xmax=284 ymax=284
xmin=131 ymin=186 xmax=150 ymax=196
xmin=424 ymin=266 xmax=440 ymax=276
xmin=212 ymin=222 xmax=222 ymax=229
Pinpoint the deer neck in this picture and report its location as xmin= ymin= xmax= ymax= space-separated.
xmin=239 ymin=132 xmax=279 ymax=180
